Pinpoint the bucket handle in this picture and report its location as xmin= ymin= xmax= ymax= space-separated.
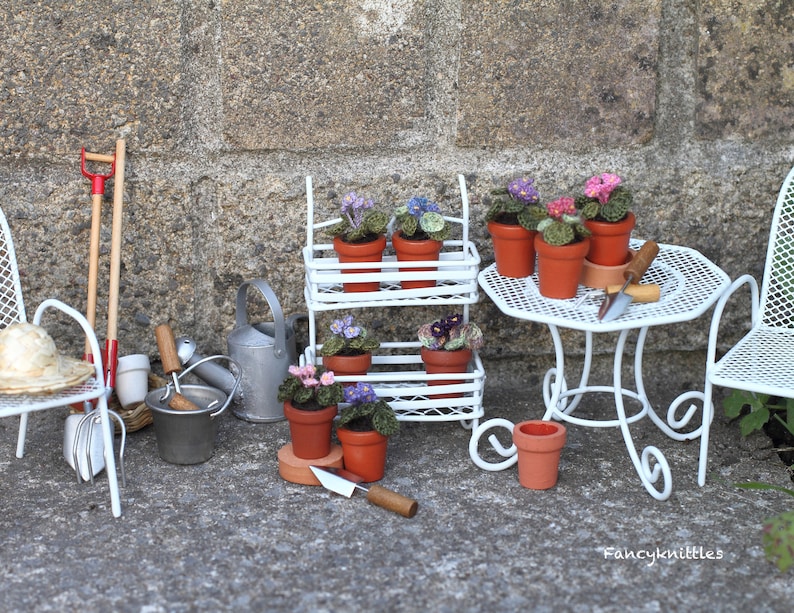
xmin=167 ymin=354 xmax=243 ymax=419
xmin=235 ymin=279 xmax=289 ymax=359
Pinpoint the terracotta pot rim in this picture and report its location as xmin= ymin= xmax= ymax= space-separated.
xmin=534 ymin=235 xmax=591 ymax=261
xmin=583 ymin=211 xmax=636 ymax=236
xmin=487 ymin=220 xmax=535 ymax=238
xmin=513 ymin=419 xmax=567 ymax=452
xmin=392 ymin=230 xmax=443 ymax=255
xmin=420 ymin=346 xmax=473 ymax=362
xmin=283 ymin=401 xmax=338 ymax=421
xmin=333 ymin=234 xmax=388 ymax=248
xmin=392 ymin=230 xmax=442 ymax=243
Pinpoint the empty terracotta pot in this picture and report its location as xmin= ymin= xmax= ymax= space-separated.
xmin=512 ymin=420 xmax=567 ymax=489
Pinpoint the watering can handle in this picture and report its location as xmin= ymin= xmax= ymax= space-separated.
xmin=235 ymin=279 xmax=288 ymax=359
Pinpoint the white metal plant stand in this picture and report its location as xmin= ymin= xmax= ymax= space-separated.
xmin=302 ymin=175 xmax=485 ymax=432
xmin=471 ymin=240 xmax=730 ymax=500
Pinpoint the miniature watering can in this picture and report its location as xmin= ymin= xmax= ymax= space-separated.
xmin=177 ymin=279 xmax=303 ymax=423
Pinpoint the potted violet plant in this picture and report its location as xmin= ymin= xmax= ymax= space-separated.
xmin=336 ymin=382 xmax=400 ymax=482
xmin=486 ymin=176 xmax=546 ymax=278
xmin=320 ymin=314 xmax=380 ymax=384
xmin=277 ymin=364 xmax=344 ymax=460
xmin=391 ymin=196 xmax=451 ymax=289
xmin=327 ymin=191 xmax=390 ymax=292
xmin=575 ymin=173 xmax=635 ymax=267
xmin=534 ymin=197 xmax=591 ymax=300
xmin=418 ymin=313 xmax=484 ymax=398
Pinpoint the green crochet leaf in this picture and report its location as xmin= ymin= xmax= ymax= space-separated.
xmin=420 ymin=211 xmax=445 ymax=233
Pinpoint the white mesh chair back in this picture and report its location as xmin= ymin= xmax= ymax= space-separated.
xmin=0 ymin=208 xmax=26 ymax=327
xmin=759 ymin=165 xmax=794 ymax=328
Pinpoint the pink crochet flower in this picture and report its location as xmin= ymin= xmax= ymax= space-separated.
xmin=584 ymin=173 xmax=622 ymax=204
xmin=545 ymin=197 xmax=577 ymax=220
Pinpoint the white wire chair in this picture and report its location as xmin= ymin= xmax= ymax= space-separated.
xmin=0 ymin=208 xmax=26 ymax=326
xmin=0 ymin=208 xmax=122 ymax=517
xmin=703 ymin=164 xmax=794 ymax=485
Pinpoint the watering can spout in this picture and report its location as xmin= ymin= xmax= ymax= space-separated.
xmin=176 ymin=336 xmax=241 ymax=400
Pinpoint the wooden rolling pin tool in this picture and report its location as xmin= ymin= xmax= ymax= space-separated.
xmin=155 ymin=324 xmax=201 ymax=411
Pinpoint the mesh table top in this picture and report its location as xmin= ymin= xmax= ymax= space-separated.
xmin=478 ymin=240 xmax=730 ymax=333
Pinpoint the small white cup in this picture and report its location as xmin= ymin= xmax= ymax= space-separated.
xmin=115 ymin=354 xmax=151 ymax=408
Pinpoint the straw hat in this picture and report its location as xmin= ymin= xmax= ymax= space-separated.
xmin=0 ymin=322 xmax=94 ymax=394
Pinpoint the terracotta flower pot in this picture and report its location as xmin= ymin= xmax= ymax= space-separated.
xmin=391 ymin=230 xmax=442 ymax=289
xmin=420 ymin=346 xmax=472 ymax=399
xmin=584 ymin=211 xmax=636 ymax=267
xmin=512 ymin=420 xmax=567 ymax=490
xmin=487 ymin=220 xmax=537 ymax=278
xmin=322 ymin=352 xmax=373 ymax=386
xmin=337 ymin=427 xmax=389 ymax=482
xmin=333 ymin=234 xmax=387 ymax=293
xmin=283 ymin=400 xmax=338 ymax=460
xmin=534 ymin=235 xmax=590 ymax=299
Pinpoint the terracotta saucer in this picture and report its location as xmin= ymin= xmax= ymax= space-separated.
xmin=277 ymin=443 xmax=344 ymax=485
xmin=580 ymin=249 xmax=636 ymax=289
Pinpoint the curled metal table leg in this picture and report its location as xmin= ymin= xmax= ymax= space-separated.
xmin=468 ymin=418 xmax=518 ymax=471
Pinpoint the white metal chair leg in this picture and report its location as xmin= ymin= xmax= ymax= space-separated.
xmin=15 ymin=412 xmax=29 ymax=458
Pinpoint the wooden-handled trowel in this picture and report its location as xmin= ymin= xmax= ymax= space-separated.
xmin=597 ymin=241 xmax=660 ymax=322
xmin=310 ymin=465 xmax=418 ymax=518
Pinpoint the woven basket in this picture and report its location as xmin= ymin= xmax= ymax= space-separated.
xmin=110 ymin=373 xmax=167 ymax=433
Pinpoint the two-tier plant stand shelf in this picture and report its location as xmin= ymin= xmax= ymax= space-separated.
xmin=302 ymin=175 xmax=485 ymax=436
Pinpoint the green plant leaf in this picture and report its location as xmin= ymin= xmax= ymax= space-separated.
xmin=763 ymin=510 xmax=794 ymax=572
xmin=740 ymin=406 xmax=770 ymax=436
xmin=736 ymin=482 xmax=794 ymax=498
xmin=724 ymin=389 xmax=758 ymax=418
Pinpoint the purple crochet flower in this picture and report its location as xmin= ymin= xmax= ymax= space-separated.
xmin=508 ymin=177 xmax=540 ymax=204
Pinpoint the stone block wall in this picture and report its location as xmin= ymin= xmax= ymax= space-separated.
xmin=0 ymin=0 xmax=791 ymax=381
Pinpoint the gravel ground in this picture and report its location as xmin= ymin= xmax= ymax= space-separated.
xmin=1 ymin=375 xmax=792 ymax=612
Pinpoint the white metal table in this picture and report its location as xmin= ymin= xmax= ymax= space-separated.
xmin=470 ymin=239 xmax=730 ymax=500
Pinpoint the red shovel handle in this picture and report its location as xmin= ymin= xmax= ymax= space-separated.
xmin=81 ymin=148 xmax=115 ymax=195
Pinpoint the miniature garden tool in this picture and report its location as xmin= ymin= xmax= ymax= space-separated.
xmin=598 ymin=241 xmax=660 ymax=322
xmin=309 ymin=465 xmax=419 ymax=518
xmin=79 ymin=145 xmax=115 ymax=369
xmin=79 ymin=139 xmax=125 ymax=390
xmin=104 ymin=139 xmax=126 ymax=390
xmin=155 ymin=324 xmax=201 ymax=411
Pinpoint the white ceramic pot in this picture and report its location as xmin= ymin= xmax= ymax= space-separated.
xmin=115 ymin=354 xmax=151 ymax=408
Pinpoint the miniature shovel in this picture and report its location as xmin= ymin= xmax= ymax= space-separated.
xmin=597 ymin=241 xmax=660 ymax=322
xmin=309 ymin=466 xmax=419 ymax=518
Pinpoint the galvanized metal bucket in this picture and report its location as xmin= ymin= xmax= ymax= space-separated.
xmin=145 ymin=355 xmax=241 ymax=465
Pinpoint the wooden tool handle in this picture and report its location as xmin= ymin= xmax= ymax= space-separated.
xmin=168 ymin=392 xmax=200 ymax=412
xmin=84 ymin=151 xmax=116 ymax=163
xmin=155 ymin=324 xmax=182 ymax=376
xmin=106 ymin=139 xmax=126 ymax=342
xmin=366 ymin=485 xmax=419 ymax=518
xmin=604 ymin=283 xmax=661 ymax=302
xmin=624 ymin=241 xmax=659 ymax=282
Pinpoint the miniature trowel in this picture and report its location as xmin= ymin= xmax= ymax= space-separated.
xmin=309 ymin=465 xmax=418 ymax=518
xmin=598 ymin=241 xmax=660 ymax=322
